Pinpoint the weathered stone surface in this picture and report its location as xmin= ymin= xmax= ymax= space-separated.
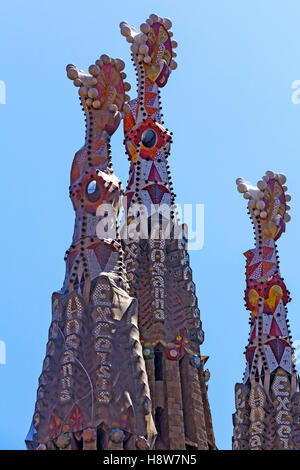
xmin=233 ymin=173 xmax=299 ymax=450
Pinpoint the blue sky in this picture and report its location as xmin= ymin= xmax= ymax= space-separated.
xmin=1 ymin=0 xmax=300 ymax=450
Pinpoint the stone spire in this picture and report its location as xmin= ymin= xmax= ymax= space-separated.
xmin=233 ymin=171 xmax=300 ymax=450
xmin=119 ymin=13 xmax=216 ymax=450
xmin=26 ymin=55 xmax=156 ymax=450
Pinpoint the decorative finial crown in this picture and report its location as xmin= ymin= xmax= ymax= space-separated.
xmin=236 ymin=171 xmax=291 ymax=241
xmin=120 ymin=13 xmax=177 ymax=87
xmin=66 ymin=54 xmax=131 ymax=121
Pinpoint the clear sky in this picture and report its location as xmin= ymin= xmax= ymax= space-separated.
xmin=1 ymin=0 xmax=300 ymax=450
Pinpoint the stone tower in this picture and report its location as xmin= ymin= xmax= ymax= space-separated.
xmin=119 ymin=14 xmax=215 ymax=450
xmin=26 ymin=13 xmax=215 ymax=451
xmin=233 ymin=171 xmax=300 ymax=450
xmin=26 ymin=55 xmax=156 ymax=451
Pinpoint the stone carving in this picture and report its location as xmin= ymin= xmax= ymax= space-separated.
xmin=26 ymin=54 xmax=155 ymax=450
xmin=233 ymin=171 xmax=299 ymax=450
xmin=26 ymin=13 xmax=215 ymax=451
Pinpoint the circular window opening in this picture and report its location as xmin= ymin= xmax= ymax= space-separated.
xmin=141 ymin=129 xmax=157 ymax=148
xmin=86 ymin=180 xmax=101 ymax=202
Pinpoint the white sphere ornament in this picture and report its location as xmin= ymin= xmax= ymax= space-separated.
xmin=73 ymin=78 xmax=82 ymax=87
xmin=139 ymin=34 xmax=148 ymax=43
xmin=150 ymin=14 xmax=159 ymax=22
xmin=278 ymin=173 xmax=287 ymax=185
xmin=123 ymin=103 xmax=131 ymax=115
xmin=88 ymin=88 xmax=98 ymax=99
xmin=256 ymin=200 xmax=265 ymax=210
xmin=100 ymin=54 xmax=111 ymax=64
xmin=124 ymin=82 xmax=131 ymax=92
xmin=88 ymin=77 xmax=97 ymax=86
xmin=257 ymin=191 xmax=264 ymax=199
xmin=92 ymin=100 xmax=101 ymax=109
xmin=89 ymin=64 xmax=100 ymax=76
xmin=66 ymin=66 xmax=78 ymax=80
xmin=170 ymin=60 xmax=177 ymax=70
xmin=79 ymin=86 xmax=88 ymax=97
xmin=139 ymin=44 xmax=149 ymax=55
xmin=237 ymin=183 xmax=248 ymax=193
xmin=131 ymin=44 xmax=139 ymax=54
xmin=257 ymin=180 xmax=267 ymax=191
xmin=140 ymin=23 xmax=150 ymax=34
xmin=120 ymin=26 xmax=131 ymax=37
xmin=115 ymin=59 xmax=125 ymax=71
xmin=163 ymin=18 xmax=172 ymax=29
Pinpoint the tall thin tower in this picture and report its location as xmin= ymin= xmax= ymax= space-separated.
xmin=119 ymin=14 xmax=215 ymax=450
xmin=233 ymin=171 xmax=300 ymax=450
xmin=26 ymin=13 xmax=215 ymax=451
xmin=26 ymin=55 xmax=156 ymax=450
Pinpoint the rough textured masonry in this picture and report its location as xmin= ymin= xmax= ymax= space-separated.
xmin=233 ymin=172 xmax=300 ymax=450
xmin=26 ymin=13 xmax=215 ymax=451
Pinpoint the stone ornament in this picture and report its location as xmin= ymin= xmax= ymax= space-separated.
xmin=26 ymin=13 xmax=216 ymax=451
xmin=233 ymin=171 xmax=299 ymax=450
xmin=26 ymin=52 xmax=156 ymax=451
